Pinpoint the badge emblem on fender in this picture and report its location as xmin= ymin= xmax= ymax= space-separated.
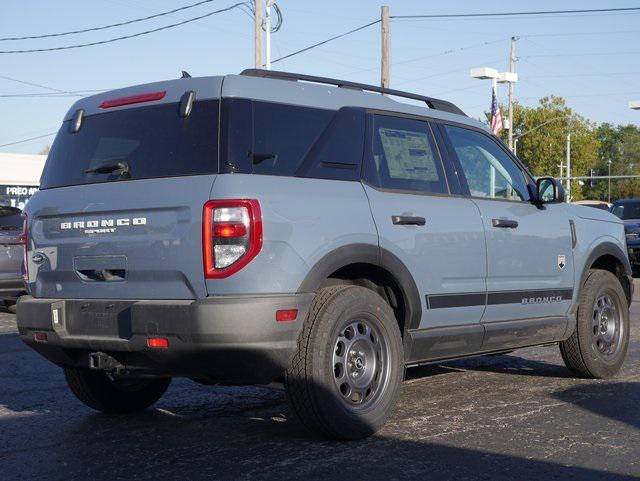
xmin=558 ymin=254 xmax=566 ymax=270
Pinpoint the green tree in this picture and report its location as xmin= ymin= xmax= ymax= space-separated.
xmin=487 ymin=96 xmax=600 ymax=200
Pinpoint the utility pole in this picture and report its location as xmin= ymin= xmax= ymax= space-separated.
xmin=608 ymin=159 xmax=612 ymax=203
xmin=254 ymin=0 xmax=263 ymax=69
xmin=566 ymin=133 xmax=571 ymax=202
xmin=381 ymin=5 xmax=390 ymax=89
xmin=507 ymin=36 xmax=517 ymax=151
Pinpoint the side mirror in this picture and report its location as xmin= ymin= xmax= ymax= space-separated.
xmin=535 ymin=177 xmax=566 ymax=204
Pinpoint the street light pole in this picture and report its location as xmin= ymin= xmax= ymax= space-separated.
xmin=470 ymin=67 xmax=518 ymax=147
xmin=507 ymin=37 xmax=517 ymax=151
xmin=566 ymin=133 xmax=571 ymax=202
xmin=265 ymin=0 xmax=272 ymax=70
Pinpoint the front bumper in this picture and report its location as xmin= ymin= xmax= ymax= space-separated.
xmin=628 ymin=243 xmax=640 ymax=268
xmin=17 ymin=293 xmax=313 ymax=384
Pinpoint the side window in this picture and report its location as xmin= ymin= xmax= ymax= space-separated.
xmin=220 ymin=99 xmax=335 ymax=176
xmin=364 ymin=114 xmax=448 ymax=194
xmin=252 ymin=102 xmax=333 ymax=176
xmin=296 ymin=107 xmax=365 ymax=181
xmin=444 ymin=125 xmax=530 ymax=201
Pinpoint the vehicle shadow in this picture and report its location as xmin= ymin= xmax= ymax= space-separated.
xmin=2 ymin=386 xmax=638 ymax=481
xmin=431 ymin=353 xmax=574 ymax=379
xmin=1 ymin=330 xmax=638 ymax=480
xmin=553 ymin=381 xmax=640 ymax=430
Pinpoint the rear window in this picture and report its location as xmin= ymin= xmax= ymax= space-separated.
xmin=41 ymin=100 xmax=219 ymax=189
xmin=0 ymin=206 xmax=23 ymax=230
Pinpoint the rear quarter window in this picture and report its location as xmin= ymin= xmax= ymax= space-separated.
xmin=220 ymin=99 xmax=364 ymax=180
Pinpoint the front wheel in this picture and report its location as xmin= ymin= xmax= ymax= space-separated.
xmin=64 ymin=367 xmax=171 ymax=414
xmin=560 ymin=269 xmax=630 ymax=379
xmin=285 ymin=285 xmax=404 ymax=440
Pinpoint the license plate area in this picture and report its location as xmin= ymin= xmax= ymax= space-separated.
xmin=64 ymin=301 xmax=133 ymax=339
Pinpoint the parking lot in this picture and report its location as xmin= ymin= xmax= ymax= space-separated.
xmin=1 ymin=284 xmax=638 ymax=481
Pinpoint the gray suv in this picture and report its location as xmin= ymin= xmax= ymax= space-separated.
xmin=0 ymin=206 xmax=25 ymax=312
xmin=17 ymin=70 xmax=632 ymax=440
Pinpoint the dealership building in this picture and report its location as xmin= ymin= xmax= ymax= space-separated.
xmin=0 ymin=153 xmax=46 ymax=211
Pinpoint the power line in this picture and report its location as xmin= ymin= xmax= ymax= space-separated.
xmin=0 ymin=3 xmax=246 ymax=54
xmin=0 ymin=132 xmax=57 ymax=149
xmin=272 ymin=19 xmax=380 ymax=64
xmin=391 ymin=7 xmax=640 ymax=20
xmin=0 ymin=75 xmax=71 ymax=93
xmin=0 ymin=0 xmax=222 ymax=41
xmin=0 ymin=90 xmax=106 ymax=98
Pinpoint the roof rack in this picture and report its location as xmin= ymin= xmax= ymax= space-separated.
xmin=240 ymin=69 xmax=467 ymax=117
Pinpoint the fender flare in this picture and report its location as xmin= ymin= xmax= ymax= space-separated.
xmin=576 ymin=240 xmax=632 ymax=306
xmin=297 ymin=243 xmax=422 ymax=333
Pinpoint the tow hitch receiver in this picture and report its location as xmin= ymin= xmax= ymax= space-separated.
xmin=89 ymin=352 xmax=124 ymax=372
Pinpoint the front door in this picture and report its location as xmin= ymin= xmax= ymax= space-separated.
xmin=441 ymin=124 xmax=573 ymax=348
xmin=363 ymin=113 xmax=487 ymax=361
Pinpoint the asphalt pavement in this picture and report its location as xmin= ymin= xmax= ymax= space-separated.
xmin=1 ymin=284 xmax=639 ymax=481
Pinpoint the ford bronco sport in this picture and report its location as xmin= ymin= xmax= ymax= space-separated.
xmin=17 ymin=70 xmax=632 ymax=440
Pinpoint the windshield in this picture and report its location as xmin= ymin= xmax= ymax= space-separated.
xmin=611 ymin=202 xmax=640 ymax=220
xmin=41 ymin=100 xmax=219 ymax=189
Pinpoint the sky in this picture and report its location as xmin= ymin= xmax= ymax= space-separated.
xmin=1 ymin=0 xmax=640 ymax=154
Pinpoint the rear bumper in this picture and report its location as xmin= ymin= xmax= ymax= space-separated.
xmin=0 ymin=278 xmax=25 ymax=300
xmin=16 ymin=293 xmax=313 ymax=384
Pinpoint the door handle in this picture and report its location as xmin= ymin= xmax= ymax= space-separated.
xmin=492 ymin=218 xmax=518 ymax=229
xmin=392 ymin=215 xmax=426 ymax=226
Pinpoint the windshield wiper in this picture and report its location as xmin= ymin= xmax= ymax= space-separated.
xmin=84 ymin=161 xmax=130 ymax=177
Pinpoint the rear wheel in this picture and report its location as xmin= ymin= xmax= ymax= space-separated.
xmin=285 ymin=285 xmax=403 ymax=440
xmin=64 ymin=367 xmax=171 ymax=414
xmin=560 ymin=269 xmax=629 ymax=378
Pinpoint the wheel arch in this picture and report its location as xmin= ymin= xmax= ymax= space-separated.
xmin=297 ymin=244 xmax=422 ymax=338
xmin=578 ymin=241 xmax=632 ymax=307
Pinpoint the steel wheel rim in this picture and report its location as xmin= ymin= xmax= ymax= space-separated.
xmin=332 ymin=319 xmax=389 ymax=409
xmin=591 ymin=289 xmax=624 ymax=363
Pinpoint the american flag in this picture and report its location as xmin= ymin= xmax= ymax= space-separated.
xmin=490 ymin=87 xmax=503 ymax=136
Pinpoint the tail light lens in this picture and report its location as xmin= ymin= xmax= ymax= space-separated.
xmin=19 ymin=215 xmax=28 ymax=282
xmin=203 ymin=200 xmax=262 ymax=278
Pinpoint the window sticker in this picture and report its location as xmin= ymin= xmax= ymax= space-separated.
xmin=378 ymin=128 xmax=439 ymax=181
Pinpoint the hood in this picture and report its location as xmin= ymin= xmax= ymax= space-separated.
xmin=569 ymin=204 xmax=623 ymax=224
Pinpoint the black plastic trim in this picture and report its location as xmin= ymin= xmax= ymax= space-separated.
xmin=426 ymin=288 xmax=573 ymax=309
xmin=298 ymin=244 xmax=423 ymax=333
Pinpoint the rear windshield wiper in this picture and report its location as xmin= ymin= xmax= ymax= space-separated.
xmin=85 ymin=161 xmax=130 ymax=177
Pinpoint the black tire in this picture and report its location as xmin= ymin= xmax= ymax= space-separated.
xmin=560 ymin=269 xmax=630 ymax=379
xmin=285 ymin=285 xmax=403 ymax=440
xmin=64 ymin=367 xmax=171 ymax=414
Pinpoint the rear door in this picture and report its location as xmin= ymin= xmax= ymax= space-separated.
xmin=439 ymin=124 xmax=573 ymax=348
xmin=363 ymin=112 xmax=487 ymax=361
xmin=25 ymin=85 xmax=221 ymax=300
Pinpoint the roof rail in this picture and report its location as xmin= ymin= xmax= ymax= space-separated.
xmin=239 ymin=69 xmax=467 ymax=116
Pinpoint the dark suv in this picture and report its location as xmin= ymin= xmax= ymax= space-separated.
xmin=611 ymin=199 xmax=640 ymax=272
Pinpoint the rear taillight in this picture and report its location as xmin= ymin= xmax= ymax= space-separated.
xmin=203 ymin=200 xmax=263 ymax=279
xmin=19 ymin=215 xmax=28 ymax=282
